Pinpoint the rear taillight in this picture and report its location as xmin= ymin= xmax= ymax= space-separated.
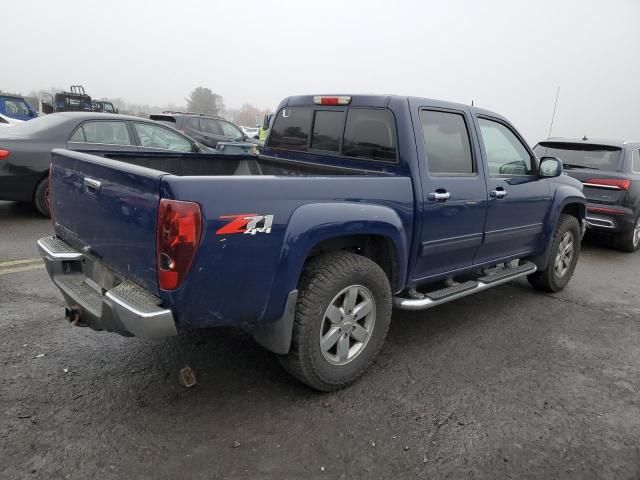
xmin=0 ymin=149 xmax=10 ymax=160
xmin=157 ymin=199 xmax=202 ymax=291
xmin=583 ymin=178 xmax=631 ymax=190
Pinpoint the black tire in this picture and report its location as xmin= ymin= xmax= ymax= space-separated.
xmin=34 ymin=177 xmax=50 ymax=218
xmin=528 ymin=214 xmax=581 ymax=292
xmin=612 ymin=217 xmax=640 ymax=252
xmin=278 ymin=251 xmax=392 ymax=391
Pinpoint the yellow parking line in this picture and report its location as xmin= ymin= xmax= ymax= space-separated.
xmin=0 ymin=258 xmax=42 ymax=267
xmin=0 ymin=264 xmax=45 ymax=275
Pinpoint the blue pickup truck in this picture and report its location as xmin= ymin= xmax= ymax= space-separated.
xmin=38 ymin=94 xmax=586 ymax=391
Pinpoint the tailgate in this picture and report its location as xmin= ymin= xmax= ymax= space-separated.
xmin=50 ymin=149 xmax=165 ymax=294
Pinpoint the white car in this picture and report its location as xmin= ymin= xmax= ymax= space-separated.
xmin=0 ymin=113 xmax=24 ymax=127
xmin=240 ymin=126 xmax=260 ymax=139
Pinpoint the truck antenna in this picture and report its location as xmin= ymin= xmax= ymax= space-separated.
xmin=547 ymin=87 xmax=560 ymax=139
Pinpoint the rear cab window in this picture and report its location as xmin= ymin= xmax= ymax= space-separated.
xmin=267 ymin=105 xmax=397 ymax=162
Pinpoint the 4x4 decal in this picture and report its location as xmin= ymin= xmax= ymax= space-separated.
xmin=216 ymin=214 xmax=274 ymax=235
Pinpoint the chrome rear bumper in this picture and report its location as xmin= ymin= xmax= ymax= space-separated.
xmin=37 ymin=236 xmax=177 ymax=338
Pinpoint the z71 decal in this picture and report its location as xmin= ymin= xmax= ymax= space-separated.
xmin=216 ymin=214 xmax=274 ymax=235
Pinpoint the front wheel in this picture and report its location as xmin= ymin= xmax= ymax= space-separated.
xmin=528 ymin=214 xmax=581 ymax=292
xmin=278 ymin=251 xmax=392 ymax=391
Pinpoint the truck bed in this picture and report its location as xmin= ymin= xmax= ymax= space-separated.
xmin=92 ymin=151 xmax=386 ymax=178
xmin=48 ymin=148 xmax=414 ymax=332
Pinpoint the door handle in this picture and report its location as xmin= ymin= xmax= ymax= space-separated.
xmin=84 ymin=177 xmax=101 ymax=195
xmin=427 ymin=191 xmax=451 ymax=202
xmin=490 ymin=187 xmax=507 ymax=199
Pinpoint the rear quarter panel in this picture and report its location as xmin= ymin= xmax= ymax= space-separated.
xmin=159 ymin=175 xmax=413 ymax=330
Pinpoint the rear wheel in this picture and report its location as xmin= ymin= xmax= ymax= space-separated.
xmin=528 ymin=214 xmax=581 ymax=292
xmin=613 ymin=216 xmax=640 ymax=252
xmin=278 ymin=251 xmax=392 ymax=391
xmin=34 ymin=177 xmax=50 ymax=218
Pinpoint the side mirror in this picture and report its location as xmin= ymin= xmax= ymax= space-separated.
xmin=192 ymin=143 xmax=201 ymax=153
xmin=539 ymin=157 xmax=562 ymax=177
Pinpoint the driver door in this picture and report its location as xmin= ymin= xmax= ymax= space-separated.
xmin=474 ymin=116 xmax=551 ymax=263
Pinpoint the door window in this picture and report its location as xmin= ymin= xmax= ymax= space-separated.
xmin=478 ymin=118 xmax=533 ymax=175
xmin=220 ymin=121 xmax=243 ymax=140
xmin=632 ymin=149 xmax=640 ymax=173
xmin=420 ymin=110 xmax=473 ymax=174
xmin=133 ymin=122 xmax=193 ymax=151
xmin=200 ymin=118 xmax=221 ymax=135
xmin=186 ymin=117 xmax=201 ymax=131
xmin=71 ymin=121 xmax=132 ymax=145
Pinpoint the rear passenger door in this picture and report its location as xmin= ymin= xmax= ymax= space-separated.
xmin=473 ymin=116 xmax=551 ymax=262
xmin=410 ymin=101 xmax=488 ymax=280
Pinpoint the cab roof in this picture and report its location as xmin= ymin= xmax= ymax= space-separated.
xmin=280 ymin=94 xmax=508 ymax=122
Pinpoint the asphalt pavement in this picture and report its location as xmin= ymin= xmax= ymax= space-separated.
xmin=1 ymin=200 xmax=639 ymax=479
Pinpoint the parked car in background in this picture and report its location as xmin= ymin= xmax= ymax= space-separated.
xmin=0 ymin=94 xmax=38 ymax=121
xmin=0 ymin=112 xmax=209 ymax=216
xmin=534 ymin=138 xmax=640 ymax=252
xmin=149 ymin=112 xmax=260 ymax=148
xmin=92 ymin=100 xmax=119 ymax=113
xmin=38 ymin=94 xmax=585 ymax=391
xmin=240 ymin=126 xmax=260 ymax=139
xmin=0 ymin=113 xmax=24 ymax=127
xmin=40 ymin=86 xmax=93 ymax=114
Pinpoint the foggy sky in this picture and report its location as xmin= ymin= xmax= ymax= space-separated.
xmin=3 ymin=0 xmax=639 ymax=144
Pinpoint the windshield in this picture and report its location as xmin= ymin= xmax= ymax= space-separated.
xmin=533 ymin=142 xmax=622 ymax=171
xmin=0 ymin=114 xmax=69 ymax=137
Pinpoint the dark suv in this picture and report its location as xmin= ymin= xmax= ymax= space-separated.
xmin=533 ymin=138 xmax=640 ymax=252
xmin=149 ymin=112 xmax=257 ymax=148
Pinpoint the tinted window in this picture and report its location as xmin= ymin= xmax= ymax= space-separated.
xmin=532 ymin=143 xmax=622 ymax=171
xmin=79 ymin=121 xmax=132 ymax=145
xmin=420 ymin=110 xmax=473 ymax=174
xmin=633 ymin=149 xmax=640 ymax=172
xmin=186 ymin=117 xmax=202 ymax=131
xmin=134 ymin=122 xmax=193 ymax=152
xmin=311 ymin=110 xmax=344 ymax=152
xmin=220 ymin=121 xmax=243 ymax=140
xmin=200 ymin=118 xmax=221 ymax=134
xmin=343 ymin=108 xmax=396 ymax=162
xmin=478 ymin=118 xmax=533 ymax=175
xmin=268 ymin=107 xmax=312 ymax=151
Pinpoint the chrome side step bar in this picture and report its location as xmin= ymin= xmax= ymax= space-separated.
xmin=393 ymin=261 xmax=537 ymax=311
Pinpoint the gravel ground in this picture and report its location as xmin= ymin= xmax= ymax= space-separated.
xmin=1 ymin=201 xmax=639 ymax=479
